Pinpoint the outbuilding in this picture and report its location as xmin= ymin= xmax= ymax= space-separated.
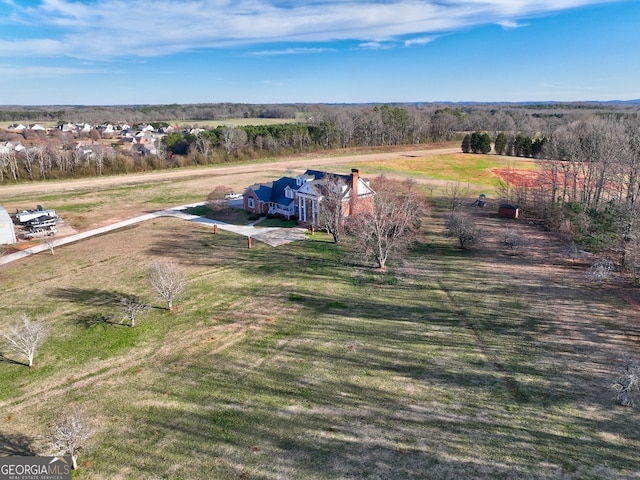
xmin=498 ymin=204 xmax=519 ymax=219
xmin=0 ymin=207 xmax=17 ymax=245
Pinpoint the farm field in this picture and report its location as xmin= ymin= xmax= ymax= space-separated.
xmin=1 ymin=148 xmax=639 ymax=479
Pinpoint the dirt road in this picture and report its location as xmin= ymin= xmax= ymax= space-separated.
xmin=0 ymin=146 xmax=459 ymax=196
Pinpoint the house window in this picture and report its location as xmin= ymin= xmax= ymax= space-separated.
xmin=248 ymin=197 xmax=254 ymax=209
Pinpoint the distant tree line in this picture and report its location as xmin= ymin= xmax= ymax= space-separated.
xmin=1 ymin=102 xmax=639 ymax=185
xmin=0 ymin=103 xmax=301 ymax=124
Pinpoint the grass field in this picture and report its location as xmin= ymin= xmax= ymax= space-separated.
xmin=359 ymin=153 xmax=538 ymax=189
xmin=1 ymin=153 xmax=639 ymax=479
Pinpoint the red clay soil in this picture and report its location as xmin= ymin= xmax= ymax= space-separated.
xmin=491 ymin=168 xmax=544 ymax=188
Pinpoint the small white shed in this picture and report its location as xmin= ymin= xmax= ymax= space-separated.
xmin=0 ymin=207 xmax=17 ymax=245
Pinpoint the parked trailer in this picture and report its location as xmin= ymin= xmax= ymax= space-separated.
xmin=15 ymin=208 xmax=57 ymax=224
xmin=28 ymin=217 xmax=58 ymax=228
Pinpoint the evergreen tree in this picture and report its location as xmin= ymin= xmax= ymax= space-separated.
xmin=495 ymin=132 xmax=507 ymax=155
xmin=480 ymin=133 xmax=492 ymax=154
xmin=461 ymin=134 xmax=471 ymax=153
xmin=470 ymin=132 xmax=482 ymax=153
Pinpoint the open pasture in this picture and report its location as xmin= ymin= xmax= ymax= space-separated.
xmin=1 ymin=151 xmax=639 ymax=479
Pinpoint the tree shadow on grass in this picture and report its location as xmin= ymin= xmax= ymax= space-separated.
xmin=48 ymin=288 xmax=152 ymax=309
xmin=48 ymin=288 xmax=154 ymax=328
xmin=49 ymin=287 xmax=126 ymax=308
xmin=0 ymin=354 xmax=26 ymax=366
xmin=0 ymin=433 xmax=37 ymax=456
xmin=73 ymin=312 xmax=126 ymax=329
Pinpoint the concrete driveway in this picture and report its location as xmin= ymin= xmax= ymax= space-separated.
xmin=0 ymin=202 xmax=308 ymax=266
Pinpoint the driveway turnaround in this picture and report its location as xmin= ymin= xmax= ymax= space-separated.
xmin=0 ymin=203 xmax=308 ymax=266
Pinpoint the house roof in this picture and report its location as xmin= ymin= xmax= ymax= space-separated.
xmin=247 ymin=177 xmax=299 ymax=206
xmin=271 ymin=177 xmax=298 ymax=206
xmin=245 ymin=169 xmax=374 ymax=211
xmin=247 ymin=182 xmax=274 ymax=203
xmin=303 ymin=169 xmax=350 ymax=183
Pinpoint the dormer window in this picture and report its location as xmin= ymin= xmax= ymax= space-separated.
xmin=285 ymin=186 xmax=294 ymax=199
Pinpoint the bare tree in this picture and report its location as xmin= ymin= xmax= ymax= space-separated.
xmin=194 ymin=133 xmax=213 ymax=161
xmin=445 ymin=213 xmax=482 ymax=249
xmin=221 ymin=127 xmax=247 ymax=156
xmin=562 ymin=241 xmax=586 ymax=262
xmin=2 ymin=314 xmax=48 ymax=367
xmin=206 ymin=185 xmax=235 ymax=206
xmin=149 ymin=260 xmax=187 ymax=310
xmin=586 ymin=258 xmax=615 ymax=282
xmin=50 ymin=408 xmax=94 ymax=470
xmin=43 ymin=233 xmax=56 ymax=255
xmin=118 ymin=296 xmax=149 ymax=327
xmin=610 ymin=357 xmax=640 ymax=407
xmin=443 ymin=181 xmax=470 ymax=212
xmin=316 ymin=174 xmax=348 ymax=244
xmin=346 ymin=177 xmax=427 ymax=269
xmin=503 ymin=229 xmax=526 ymax=254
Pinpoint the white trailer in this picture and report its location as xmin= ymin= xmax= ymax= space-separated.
xmin=15 ymin=207 xmax=57 ymax=224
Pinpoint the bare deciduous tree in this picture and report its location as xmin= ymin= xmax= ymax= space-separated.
xmin=43 ymin=233 xmax=56 ymax=255
xmin=445 ymin=213 xmax=482 ymax=249
xmin=503 ymin=230 xmax=526 ymax=253
xmin=443 ymin=181 xmax=470 ymax=212
xmin=207 ymin=185 xmax=235 ymax=206
xmin=149 ymin=260 xmax=187 ymax=310
xmin=586 ymin=258 xmax=615 ymax=282
xmin=221 ymin=127 xmax=247 ymax=156
xmin=347 ymin=176 xmax=427 ymax=269
xmin=118 ymin=296 xmax=149 ymax=327
xmin=50 ymin=409 xmax=94 ymax=470
xmin=562 ymin=241 xmax=585 ymax=262
xmin=316 ymin=174 xmax=348 ymax=244
xmin=2 ymin=314 xmax=48 ymax=367
xmin=194 ymin=133 xmax=213 ymax=161
xmin=610 ymin=357 xmax=640 ymax=407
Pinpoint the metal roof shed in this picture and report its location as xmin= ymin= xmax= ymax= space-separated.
xmin=0 ymin=207 xmax=17 ymax=245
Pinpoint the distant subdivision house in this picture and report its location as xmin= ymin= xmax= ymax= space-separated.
xmin=243 ymin=168 xmax=375 ymax=226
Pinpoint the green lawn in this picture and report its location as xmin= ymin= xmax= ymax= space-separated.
xmin=359 ymin=153 xmax=538 ymax=188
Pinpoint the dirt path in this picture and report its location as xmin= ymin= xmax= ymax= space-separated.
xmin=0 ymin=146 xmax=460 ymax=197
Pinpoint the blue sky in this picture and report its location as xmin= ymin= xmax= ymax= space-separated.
xmin=0 ymin=0 xmax=638 ymax=105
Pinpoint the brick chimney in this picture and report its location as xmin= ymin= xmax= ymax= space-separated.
xmin=349 ymin=168 xmax=359 ymax=216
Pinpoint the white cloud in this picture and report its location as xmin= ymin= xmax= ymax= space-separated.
xmin=357 ymin=41 xmax=394 ymax=50
xmin=0 ymin=0 xmax=622 ymax=60
xmin=497 ymin=20 xmax=526 ymax=29
xmin=250 ymin=47 xmax=335 ymax=56
xmin=0 ymin=38 xmax=64 ymax=56
xmin=404 ymin=36 xmax=435 ymax=47
xmin=0 ymin=64 xmax=100 ymax=77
